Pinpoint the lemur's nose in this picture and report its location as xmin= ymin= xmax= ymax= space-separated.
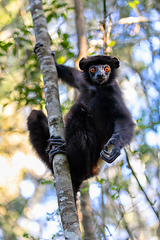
xmin=97 ymin=74 xmax=103 ymax=78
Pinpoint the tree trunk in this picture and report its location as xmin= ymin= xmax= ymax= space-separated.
xmin=81 ymin=181 xmax=96 ymax=240
xmin=29 ymin=1 xmax=82 ymax=239
xmin=74 ymin=0 xmax=87 ymax=60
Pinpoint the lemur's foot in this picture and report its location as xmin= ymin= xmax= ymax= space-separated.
xmin=47 ymin=135 xmax=66 ymax=161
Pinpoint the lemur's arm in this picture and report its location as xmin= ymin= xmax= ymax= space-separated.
xmin=56 ymin=62 xmax=83 ymax=89
xmin=100 ymin=86 xmax=135 ymax=163
xmin=52 ymin=53 xmax=83 ymax=89
xmin=100 ymin=114 xmax=134 ymax=163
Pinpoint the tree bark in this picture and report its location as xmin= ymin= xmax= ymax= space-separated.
xmin=29 ymin=0 xmax=82 ymax=239
xmin=74 ymin=0 xmax=87 ymax=60
xmin=81 ymin=182 xmax=96 ymax=240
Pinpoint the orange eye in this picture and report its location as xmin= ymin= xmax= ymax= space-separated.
xmin=90 ymin=67 xmax=95 ymax=73
xmin=104 ymin=67 xmax=110 ymax=72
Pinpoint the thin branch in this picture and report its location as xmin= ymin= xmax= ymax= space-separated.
xmin=106 ymin=15 xmax=112 ymax=54
xmin=100 ymin=11 xmax=113 ymax=54
xmin=118 ymin=199 xmax=134 ymax=240
xmin=17 ymin=0 xmax=30 ymax=26
xmin=118 ymin=16 xmax=149 ymax=25
xmin=92 ymin=209 xmax=115 ymax=239
xmin=125 ymin=150 xmax=159 ymax=221
xmin=103 ymin=0 xmax=107 ymax=52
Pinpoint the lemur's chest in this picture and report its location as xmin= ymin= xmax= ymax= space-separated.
xmin=86 ymin=96 xmax=115 ymax=142
xmin=87 ymin=93 xmax=115 ymax=121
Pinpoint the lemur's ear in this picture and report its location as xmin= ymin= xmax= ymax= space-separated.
xmin=79 ymin=57 xmax=87 ymax=70
xmin=112 ymin=57 xmax=120 ymax=69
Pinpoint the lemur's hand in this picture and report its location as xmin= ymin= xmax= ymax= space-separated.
xmin=100 ymin=133 xmax=120 ymax=163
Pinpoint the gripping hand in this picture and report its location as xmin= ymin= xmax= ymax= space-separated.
xmin=47 ymin=135 xmax=66 ymax=161
xmin=100 ymin=133 xmax=120 ymax=163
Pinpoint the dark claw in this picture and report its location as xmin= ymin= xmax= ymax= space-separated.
xmin=34 ymin=43 xmax=44 ymax=54
xmin=48 ymin=135 xmax=65 ymax=149
xmin=52 ymin=51 xmax=56 ymax=57
xmin=103 ymin=149 xmax=111 ymax=156
xmin=49 ymin=147 xmax=66 ymax=160
xmin=47 ymin=135 xmax=66 ymax=161
xmin=52 ymin=52 xmax=58 ymax=66
xmin=100 ymin=149 xmax=120 ymax=163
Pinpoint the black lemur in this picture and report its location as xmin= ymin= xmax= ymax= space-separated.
xmin=27 ymin=55 xmax=134 ymax=198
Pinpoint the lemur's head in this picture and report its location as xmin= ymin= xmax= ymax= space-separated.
xmin=79 ymin=55 xmax=120 ymax=85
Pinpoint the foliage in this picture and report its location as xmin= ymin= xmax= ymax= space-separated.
xmin=0 ymin=0 xmax=160 ymax=239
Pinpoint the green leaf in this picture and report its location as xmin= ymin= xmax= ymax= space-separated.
xmin=57 ymin=56 xmax=66 ymax=64
xmin=150 ymin=201 xmax=155 ymax=206
xmin=47 ymin=13 xmax=53 ymax=22
xmin=13 ymin=45 xmax=17 ymax=56
xmin=61 ymin=12 xmax=67 ymax=19
xmin=134 ymin=0 xmax=139 ymax=5
xmin=63 ymin=33 xmax=69 ymax=40
xmin=46 ymin=12 xmax=57 ymax=22
xmin=109 ymin=40 xmax=115 ymax=47
xmin=98 ymin=178 xmax=105 ymax=184
xmin=57 ymin=28 xmax=61 ymax=36
xmin=128 ymin=0 xmax=139 ymax=8
xmin=128 ymin=2 xmax=135 ymax=8
xmin=56 ymin=3 xmax=67 ymax=8
xmin=23 ymin=233 xmax=29 ymax=238
xmin=0 ymin=41 xmax=13 ymax=52
xmin=67 ymin=51 xmax=74 ymax=58
xmin=41 ymin=180 xmax=53 ymax=185
xmin=52 ymin=0 xmax=56 ymax=4
xmin=67 ymin=7 xmax=74 ymax=10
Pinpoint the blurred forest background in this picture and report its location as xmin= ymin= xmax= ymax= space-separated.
xmin=0 ymin=0 xmax=160 ymax=239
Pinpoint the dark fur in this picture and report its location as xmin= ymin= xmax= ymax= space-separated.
xmin=27 ymin=55 xmax=134 ymax=197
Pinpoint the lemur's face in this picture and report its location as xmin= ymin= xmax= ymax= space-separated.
xmin=89 ymin=64 xmax=111 ymax=85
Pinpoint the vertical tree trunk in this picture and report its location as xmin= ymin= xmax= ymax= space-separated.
xmin=29 ymin=1 xmax=82 ymax=239
xmin=81 ymin=181 xmax=96 ymax=240
xmin=74 ymin=0 xmax=87 ymax=60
